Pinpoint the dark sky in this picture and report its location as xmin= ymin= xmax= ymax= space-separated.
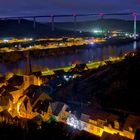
xmin=0 ymin=0 xmax=140 ymax=18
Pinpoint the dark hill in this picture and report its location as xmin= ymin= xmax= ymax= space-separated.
xmin=0 ymin=19 xmax=140 ymax=37
xmin=56 ymin=50 xmax=140 ymax=115
xmin=55 ymin=18 xmax=140 ymax=33
xmin=0 ymin=19 xmax=80 ymax=38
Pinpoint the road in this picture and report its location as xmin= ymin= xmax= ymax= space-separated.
xmin=42 ymin=56 xmax=125 ymax=75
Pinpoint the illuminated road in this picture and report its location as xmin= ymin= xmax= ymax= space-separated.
xmin=42 ymin=56 xmax=125 ymax=75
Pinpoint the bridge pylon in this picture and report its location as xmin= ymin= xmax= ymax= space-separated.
xmin=132 ymin=12 xmax=137 ymax=40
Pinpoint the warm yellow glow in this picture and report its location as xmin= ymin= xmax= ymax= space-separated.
xmin=0 ymin=37 xmax=106 ymax=53
xmin=17 ymin=95 xmax=27 ymax=116
xmin=42 ymin=56 xmax=124 ymax=75
xmin=0 ymin=38 xmax=33 ymax=44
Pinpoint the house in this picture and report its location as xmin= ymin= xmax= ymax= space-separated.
xmin=122 ymin=115 xmax=140 ymax=139
xmin=67 ymin=113 xmax=81 ymax=130
xmin=24 ymin=85 xmax=52 ymax=110
xmin=40 ymin=75 xmax=49 ymax=84
xmin=34 ymin=100 xmax=52 ymax=121
xmin=0 ymin=90 xmax=13 ymax=112
xmin=0 ymin=85 xmax=18 ymax=94
xmin=80 ymin=112 xmax=104 ymax=136
xmin=13 ymin=84 xmax=52 ymax=119
xmin=107 ymin=114 xmax=120 ymax=129
xmin=23 ymin=74 xmax=42 ymax=90
xmin=81 ymin=110 xmax=119 ymax=128
xmin=77 ymin=109 xmax=121 ymax=137
xmin=69 ymin=63 xmax=88 ymax=73
xmin=7 ymin=75 xmax=23 ymax=88
xmin=0 ymin=84 xmax=23 ymax=104
xmin=0 ymin=76 xmax=6 ymax=87
xmin=41 ymin=84 xmax=54 ymax=96
xmin=50 ymin=101 xmax=70 ymax=122
xmin=5 ymin=75 xmax=24 ymax=102
xmin=33 ymin=99 xmax=50 ymax=113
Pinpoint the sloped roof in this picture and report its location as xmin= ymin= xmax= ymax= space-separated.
xmin=33 ymin=99 xmax=50 ymax=113
xmin=8 ymin=75 xmax=23 ymax=86
xmin=5 ymin=85 xmax=19 ymax=92
xmin=24 ymin=85 xmax=42 ymax=105
xmin=51 ymin=102 xmax=65 ymax=116
xmin=81 ymin=113 xmax=90 ymax=122
xmin=86 ymin=110 xmax=110 ymax=121
xmin=82 ymin=109 xmax=120 ymax=123
xmin=41 ymin=85 xmax=53 ymax=96
xmin=0 ymin=85 xmax=18 ymax=93
xmin=24 ymin=84 xmax=51 ymax=107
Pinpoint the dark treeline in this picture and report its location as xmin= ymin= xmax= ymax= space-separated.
xmin=55 ymin=49 xmax=140 ymax=116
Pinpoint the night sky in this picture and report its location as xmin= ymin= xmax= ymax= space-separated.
xmin=0 ymin=0 xmax=139 ymax=18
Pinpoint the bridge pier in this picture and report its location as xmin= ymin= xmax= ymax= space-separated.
xmin=18 ymin=18 xmax=21 ymax=24
xmin=133 ymin=12 xmax=137 ymax=40
xmin=73 ymin=14 xmax=77 ymax=32
xmin=99 ymin=13 xmax=104 ymax=19
xmin=99 ymin=13 xmax=105 ymax=36
xmin=51 ymin=16 xmax=55 ymax=31
xmin=33 ymin=17 xmax=36 ymax=29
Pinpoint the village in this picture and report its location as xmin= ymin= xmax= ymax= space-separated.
xmin=0 ymin=51 xmax=140 ymax=140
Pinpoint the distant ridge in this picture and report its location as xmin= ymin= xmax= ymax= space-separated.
xmin=55 ymin=19 xmax=140 ymax=33
xmin=0 ymin=19 xmax=139 ymax=38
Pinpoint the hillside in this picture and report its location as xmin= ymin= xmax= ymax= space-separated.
xmin=55 ymin=19 xmax=140 ymax=33
xmin=0 ymin=19 xmax=139 ymax=38
xmin=55 ymin=50 xmax=140 ymax=115
xmin=0 ymin=19 xmax=80 ymax=38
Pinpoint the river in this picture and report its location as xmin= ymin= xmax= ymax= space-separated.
xmin=0 ymin=41 xmax=140 ymax=75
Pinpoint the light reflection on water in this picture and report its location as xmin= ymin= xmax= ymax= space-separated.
xmin=0 ymin=41 xmax=140 ymax=74
xmin=133 ymin=41 xmax=137 ymax=50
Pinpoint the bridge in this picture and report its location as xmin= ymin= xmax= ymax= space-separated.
xmin=0 ymin=12 xmax=138 ymax=39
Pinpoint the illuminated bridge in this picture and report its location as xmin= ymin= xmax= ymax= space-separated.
xmin=0 ymin=12 xmax=138 ymax=39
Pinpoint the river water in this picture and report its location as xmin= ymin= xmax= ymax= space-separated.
xmin=0 ymin=41 xmax=140 ymax=75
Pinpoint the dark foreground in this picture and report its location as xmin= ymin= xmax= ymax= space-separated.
xmin=0 ymin=121 xmax=99 ymax=140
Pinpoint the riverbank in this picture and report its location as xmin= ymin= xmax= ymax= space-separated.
xmin=0 ymin=39 xmax=139 ymax=75
xmin=41 ymin=56 xmax=123 ymax=75
xmin=0 ymin=38 xmax=138 ymax=62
